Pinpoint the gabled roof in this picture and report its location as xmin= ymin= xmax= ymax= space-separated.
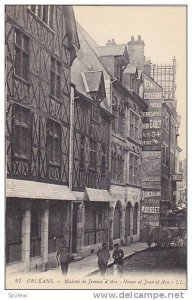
xmin=96 ymin=44 xmax=127 ymax=57
xmin=74 ymin=22 xmax=112 ymax=113
xmin=143 ymin=72 xmax=163 ymax=89
xmin=82 ymin=70 xmax=103 ymax=93
xmin=82 ymin=70 xmax=106 ymax=99
xmin=71 ymin=58 xmax=92 ymax=101
xmin=124 ymin=64 xmax=138 ymax=76
xmin=138 ymin=70 xmax=143 ymax=80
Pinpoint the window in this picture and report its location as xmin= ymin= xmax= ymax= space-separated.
xmin=12 ymin=105 xmax=31 ymax=159
xmin=80 ymin=136 xmax=85 ymax=169
xmin=111 ymin=149 xmax=124 ymax=184
xmin=50 ymin=57 xmax=61 ymax=99
xmin=91 ymin=104 xmax=100 ymax=122
xmin=101 ymin=144 xmax=106 ymax=174
xmin=14 ymin=29 xmax=29 ymax=81
xmin=118 ymin=108 xmax=125 ymax=136
xmin=29 ymin=5 xmax=54 ymax=28
xmin=47 ymin=119 xmax=61 ymax=165
xmin=129 ymin=154 xmax=140 ymax=185
xmin=130 ymin=111 xmax=140 ymax=140
xmin=90 ymin=139 xmax=97 ymax=170
xmin=112 ymin=104 xmax=124 ymax=136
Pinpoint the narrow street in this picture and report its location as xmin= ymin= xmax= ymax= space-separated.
xmin=106 ymin=247 xmax=186 ymax=275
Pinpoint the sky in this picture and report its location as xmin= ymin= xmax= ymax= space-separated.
xmin=74 ymin=5 xmax=186 ymax=160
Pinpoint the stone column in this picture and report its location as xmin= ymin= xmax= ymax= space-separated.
xmin=21 ymin=200 xmax=31 ymax=271
xmin=41 ymin=200 xmax=49 ymax=271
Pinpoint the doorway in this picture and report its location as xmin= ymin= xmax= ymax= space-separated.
xmin=72 ymin=203 xmax=79 ymax=253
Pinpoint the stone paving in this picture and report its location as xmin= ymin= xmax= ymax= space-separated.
xmin=45 ymin=242 xmax=149 ymax=277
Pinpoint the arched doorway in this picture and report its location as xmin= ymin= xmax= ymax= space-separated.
xmin=125 ymin=202 xmax=132 ymax=238
xmin=133 ymin=203 xmax=139 ymax=235
xmin=113 ymin=201 xmax=122 ymax=239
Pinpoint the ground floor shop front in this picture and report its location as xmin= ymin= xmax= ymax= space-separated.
xmin=6 ymin=181 xmax=142 ymax=272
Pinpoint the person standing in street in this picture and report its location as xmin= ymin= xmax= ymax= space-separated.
xmin=56 ymin=240 xmax=71 ymax=276
xmin=112 ymin=243 xmax=124 ymax=275
xmin=97 ymin=242 xmax=110 ymax=276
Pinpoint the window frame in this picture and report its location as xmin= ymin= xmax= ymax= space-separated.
xmin=50 ymin=57 xmax=62 ymax=100
xmin=12 ymin=104 xmax=32 ymax=160
xmin=29 ymin=5 xmax=54 ymax=28
xmin=129 ymin=153 xmax=140 ymax=186
xmin=14 ymin=29 xmax=30 ymax=82
xmin=90 ymin=138 xmax=97 ymax=170
xmin=130 ymin=110 xmax=140 ymax=140
xmin=47 ymin=119 xmax=61 ymax=166
xmin=91 ymin=104 xmax=100 ymax=123
xmin=101 ymin=144 xmax=106 ymax=175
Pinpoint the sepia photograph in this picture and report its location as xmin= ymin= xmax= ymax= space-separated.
xmin=4 ymin=3 xmax=187 ymax=292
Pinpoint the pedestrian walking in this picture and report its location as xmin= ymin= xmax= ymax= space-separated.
xmin=56 ymin=240 xmax=72 ymax=276
xmin=97 ymin=243 xmax=110 ymax=276
xmin=112 ymin=243 xmax=124 ymax=275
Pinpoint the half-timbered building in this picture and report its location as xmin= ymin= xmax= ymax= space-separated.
xmin=5 ymin=5 xmax=79 ymax=271
xmin=71 ymin=23 xmax=113 ymax=255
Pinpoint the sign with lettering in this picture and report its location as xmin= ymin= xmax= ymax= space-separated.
xmin=142 ymin=129 xmax=161 ymax=146
xmin=141 ymin=196 xmax=160 ymax=227
xmin=143 ymin=191 xmax=161 ymax=198
xmin=172 ymin=174 xmax=182 ymax=181
xmin=142 ymin=151 xmax=161 ymax=189
xmin=144 ymin=92 xmax=162 ymax=100
xmin=143 ymin=111 xmax=162 ymax=117
xmin=148 ymin=102 xmax=162 ymax=109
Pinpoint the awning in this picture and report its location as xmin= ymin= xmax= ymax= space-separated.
xmin=6 ymin=179 xmax=76 ymax=201
xmin=85 ymin=187 xmax=113 ymax=202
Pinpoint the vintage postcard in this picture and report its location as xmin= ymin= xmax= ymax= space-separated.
xmin=5 ymin=3 xmax=187 ymax=293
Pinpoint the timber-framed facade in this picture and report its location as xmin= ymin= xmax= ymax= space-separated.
xmin=5 ymin=5 xmax=79 ymax=271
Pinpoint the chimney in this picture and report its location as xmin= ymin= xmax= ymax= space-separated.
xmin=127 ymin=35 xmax=145 ymax=70
xmin=106 ymin=39 xmax=116 ymax=46
xmin=144 ymin=59 xmax=151 ymax=76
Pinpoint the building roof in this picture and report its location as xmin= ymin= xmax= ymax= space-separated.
xmin=138 ymin=70 xmax=143 ymax=80
xmin=143 ymin=72 xmax=163 ymax=89
xmin=71 ymin=58 xmax=92 ymax=100
xmin=82 ymin=70 xmax=103 ymax=93
xmin=72 ymin=22 xmax=112 ymax=113
xmin=96 ymin=44 xmax=127 ymax=57
xmin=124 ymin=64 xmax=138 ymax=75
xmin=82 ymin=70 xmax=106 ymax=99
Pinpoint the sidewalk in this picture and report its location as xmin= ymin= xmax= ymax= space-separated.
xmin=46 ymin=242 xmax=149 ymax=277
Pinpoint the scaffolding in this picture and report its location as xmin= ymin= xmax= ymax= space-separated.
xmin=151 ymin=57 xmax=176 ymax=101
